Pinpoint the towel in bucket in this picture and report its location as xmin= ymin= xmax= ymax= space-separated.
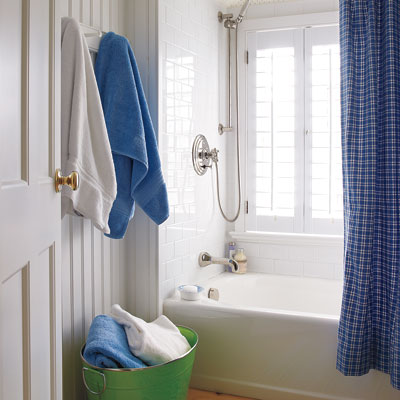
xmin=83 ymin=315 xmax=147 ymax=369
xmin=110 ymin=304 xmax=191 ymax=366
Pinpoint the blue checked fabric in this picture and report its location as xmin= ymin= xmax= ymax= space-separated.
xmin=337 ymin=0 xmax=400 ymax=390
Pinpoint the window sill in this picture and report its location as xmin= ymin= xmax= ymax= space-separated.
xmin=229 ymin=231 xmax=344 ymax=247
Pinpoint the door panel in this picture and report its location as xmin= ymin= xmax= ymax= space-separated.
xmin=0 ymin=0 xmax=24 ymax=184
xmin=0 ymin=0 xmax=62 ymax=399
xmin=0 ymin=268 xmax=26 ymax=400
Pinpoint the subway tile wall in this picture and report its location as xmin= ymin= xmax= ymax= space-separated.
xmin=158 ymin=0 xmax=229 ymax=303
xmin=235 ymin=240 xmax=344 ymax=280
xmin=158 ymin=0 xmax=342 ymax=305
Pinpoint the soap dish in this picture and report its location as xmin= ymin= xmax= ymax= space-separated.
xmin=178 ymin=285 xmax=204 ymax=301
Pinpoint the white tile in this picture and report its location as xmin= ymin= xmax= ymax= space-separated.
xmin=247 ymin=257 xmax=274 ymax=274
xmin=174 ymin=0 xmax=189 ymax=16
xmin=159 ymin=4 xmax=167 ymax=24
xmin=182 ymin=221 xmax=196 ymax=238
xmin=161 ymin=279 xmax=176 ymax=300
xmin=174 ymin=274 xmax=187 ymax=288
xmin=288 ymin=245 xmax=315 ymax=262
xmin=166 ymin=258 xmax=182 ymax=280
xmin=159 ymin=226 xmax=167 ymax=245
xmin=166 ymin=6 xmax=181 ymax=30
xmin=274 ymin=260 xmax=303 ymax=276
xmin=334 ymin=263 xmax=344 ymax=280
xmin=159 ymin=263 xmax=166 ymax=283
xmin=175 ymin=239 xmax=190 ymax=258
xmin=181 ymin=17 xmax=195 ymax=37
xmin=160 ymin=242 xmax=175 ymax=263
xmin=166 ymin=224 xmax=183 ymax=242
xmin=259 ymin=244 xmax=288 ymax=260
xmin=236 ymin=242 xmax=259 ymax=257
xmin=159 ymin=0 xmax=229 ymax=300
xmin=303 ymin=262 xmax=335 ymax=279
xmin=159 ymin=23 xmax=175 ymax=44
xmin=315 ymin=245 xmax=344 ymax=264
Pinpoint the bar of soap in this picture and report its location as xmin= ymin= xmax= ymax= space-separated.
xmin=178 ymin=285 xmax=204 ymax=301
xmin=183 ymin=285 xmax=198 ymax=293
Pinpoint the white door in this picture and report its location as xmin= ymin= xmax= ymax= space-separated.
xmin=0 ymin=0 xmax=63 ymax=399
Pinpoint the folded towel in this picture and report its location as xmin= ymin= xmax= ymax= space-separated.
xmin=110 ymin=304 xmax=191 ymax=366
xmin=95 ymin=32 xmax=169 ymax=239
xmin=83 ymin=315 xmax=147 ymax=369
xmin=61 ymin=18 xmax=117 ymax=233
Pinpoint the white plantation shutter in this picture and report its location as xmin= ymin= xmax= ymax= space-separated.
xmin=246 ymin=25 xmax=343 ymax=234
xmin=305 ymin=26 xmax=343 ymax=234
xmin=247 ymin=29 xmax=303 ymax=233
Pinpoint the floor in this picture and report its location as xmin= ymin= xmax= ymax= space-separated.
xmin=187 ymin=389 xmax=254 ymax=400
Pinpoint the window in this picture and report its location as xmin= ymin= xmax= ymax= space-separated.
xmin=246 ymin=25 xmax=342 ymax=235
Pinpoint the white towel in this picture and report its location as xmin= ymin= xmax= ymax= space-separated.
xmin=110 ymin=304 xmax=191 ymax=365
xmin=61 ymin=17 xmax=116 ymax=233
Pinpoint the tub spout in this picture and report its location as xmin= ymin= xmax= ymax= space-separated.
xmin=198 ymin=252 xmax=239 ymax=273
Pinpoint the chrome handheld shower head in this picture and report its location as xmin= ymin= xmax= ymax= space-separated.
xmin=236 ymin=0 xmax=251 ymax=24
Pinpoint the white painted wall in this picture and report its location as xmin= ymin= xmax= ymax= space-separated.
xmin=59 ymin=1 xmax=128 ymax=399
xmin=158 ymin=0 xmax=231 ymax=305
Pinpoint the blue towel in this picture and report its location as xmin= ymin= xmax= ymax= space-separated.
xmin=95 ymin=32 xmax=169 ymax=239
xmin=83 ymin=315 xmax=147 ymax=369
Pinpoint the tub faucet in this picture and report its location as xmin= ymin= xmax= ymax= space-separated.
xmin=198 ymin=251 xmax=239 ymax=273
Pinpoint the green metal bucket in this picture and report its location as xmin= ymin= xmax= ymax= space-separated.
xmin=81 ymin=326 xmax=198 ymax=400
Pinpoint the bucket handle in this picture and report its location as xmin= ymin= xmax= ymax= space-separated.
xmin=82 ymin=367 xmax=106 ymax=396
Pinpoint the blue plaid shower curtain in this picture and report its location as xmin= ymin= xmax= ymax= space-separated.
xmin=337 ymin=0 xmax=400 ymax=389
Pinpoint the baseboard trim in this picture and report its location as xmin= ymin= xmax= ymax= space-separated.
xmin=190 ymin=374 xmax=353 ymax=400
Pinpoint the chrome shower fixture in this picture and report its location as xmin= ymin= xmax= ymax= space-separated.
xmin=192 ymin=134 xmax=219 ymax=176
xmin=218 ymin=0 xmax=251 ymax=29
xmin=192 ymin=134 xmax=239 ymax=223
xmin=208 ymin=0 xmax=251 ymax=222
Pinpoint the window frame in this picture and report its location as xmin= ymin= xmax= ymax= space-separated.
xmin=234 ymin=11 xmax=343 ymax=241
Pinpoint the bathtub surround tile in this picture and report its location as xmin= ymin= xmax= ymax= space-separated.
xmin=159 ymin=0 xmax=228 ymax=306
xmin=160 ymin=242 xmax=175 ymax=263
xmin=304 ymin=262 xmax=335 ymax=280
xmin=175 ymin=238 xmax=190 ymax=258
xmin=315 ymin=245 xmax=344 ymax=264
xmin=334 ymin=263 xmax=344 ymax=280
xmin=258 ymin=243 xmax=288 ymax=260
xmin=161 ymin=278 xmax=175 ymax=301
xmin=238 ymin=242 xmax=259 ymax=257
xmin=166 ymin=258 xmax=183 ymax=280
xmin=246 ymin=257 xmax=274 ymax=274
xmin=235 ymin=236 xmax=343 ymax=280
xmin=159 ymin=0 xmax=341 ymax=311
xmin=288 ymin=245 xmax=316 ymax=262
xmin=274 ymin=260 xmax=303 ymax=276
xmin=166 ymin=224 xmax=183 ymax=243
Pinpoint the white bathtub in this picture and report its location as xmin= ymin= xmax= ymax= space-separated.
xmin=164 ymin=272 xmax=399 ymax=400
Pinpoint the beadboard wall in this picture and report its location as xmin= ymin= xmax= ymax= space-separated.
xmin=59 ymin=1 xmax=128 ymax=399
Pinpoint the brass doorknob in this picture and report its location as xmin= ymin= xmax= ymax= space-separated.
xmin=55 ymin=169 xmax=79 ymax=193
